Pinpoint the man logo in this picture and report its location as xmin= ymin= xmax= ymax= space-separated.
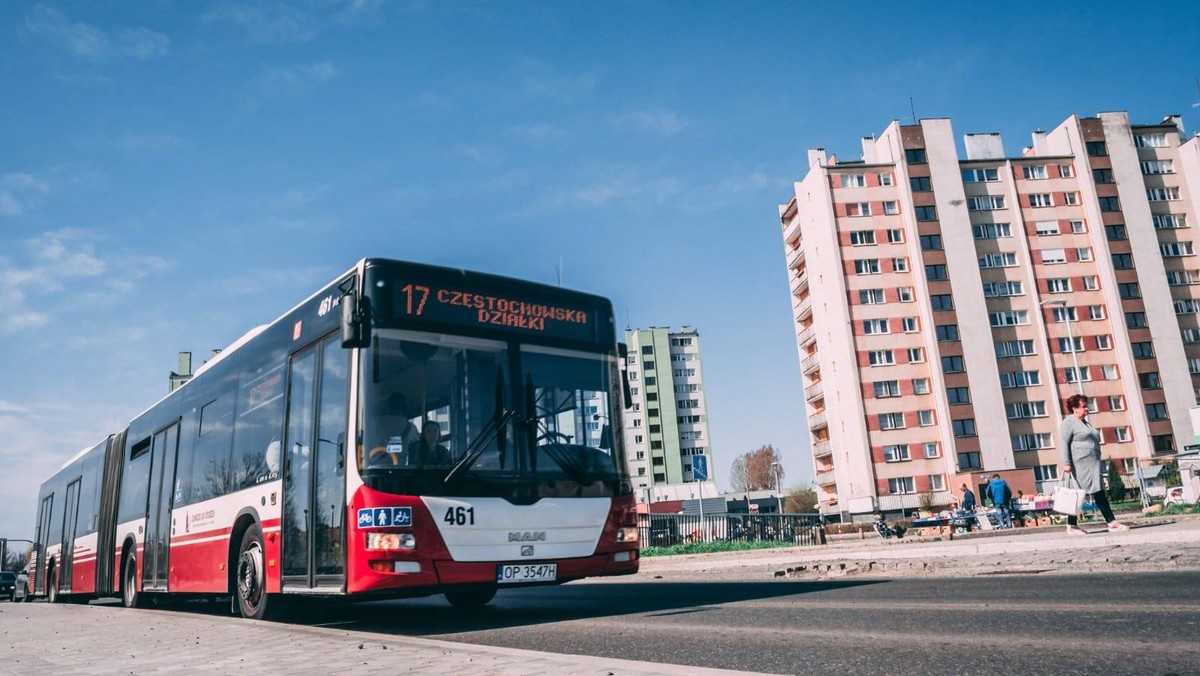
xmin=521 ymin=546 xmax=534 ymax=557
xmin=507 ymin=531 xmax=546 ymax=542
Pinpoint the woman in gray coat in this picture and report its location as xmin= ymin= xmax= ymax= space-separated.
xmin=1060 ymin=394 xmax=1129 ymax=534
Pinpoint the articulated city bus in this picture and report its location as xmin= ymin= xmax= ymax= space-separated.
xmin=28 ymin=259 xmax=639 ymax=618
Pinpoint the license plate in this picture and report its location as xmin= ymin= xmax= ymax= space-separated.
xmin=496 ymin=563 xmax=557 ymax=584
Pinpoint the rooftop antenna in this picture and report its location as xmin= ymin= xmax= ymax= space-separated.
xmin=625 ymin=304 xmax=631 ymax=331
xmin=908 ymin=95 xmax=917 ymax=124
xmin=555 ymin=257 xmax=563 ymax=287
xmin=1193 ymin=76 xmax=1200 ymax=108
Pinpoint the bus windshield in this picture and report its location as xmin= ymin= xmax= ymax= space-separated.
xmin=359 ymin=330 xmax=627 ymax=498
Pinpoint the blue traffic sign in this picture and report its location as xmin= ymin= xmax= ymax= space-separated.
xmin=692 ymin=455 xmax=708 ymax=481
xmin=357 ymin=507 xmax=414 ymax=529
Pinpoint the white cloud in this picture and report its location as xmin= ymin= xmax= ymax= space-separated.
xmin=0 ymin=229 xmax=170 ymax=333
xmin=24 ymin=4 xmax=169 ymax=61
xmin=0 ymin=173 xmax=50 ymax=217
xmin=618 ymin=109 xmax=687 ymax=136
xmin=249 ymin=61 xmax=338 ymax=106
xmin=205 ymin=0 xmax=387 ymax=43
xmin=0 ymin=400 xmax=29 ymax=415
xmin=525 ymin=172 xmax=685 ymax=214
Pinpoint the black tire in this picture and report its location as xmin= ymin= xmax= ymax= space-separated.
xmin=46 ymin=568 xmax=59 ymax=604
xmin=235 ymin=523 xmax=272 ymax=620
xmin=121 ymin=549 xmax=142 ymax=609
xmin=444 ymin=585 xmax=497 ymax=609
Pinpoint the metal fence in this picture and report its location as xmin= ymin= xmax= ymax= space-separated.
xmin=638 ymin=513 xmax=826 ymax=548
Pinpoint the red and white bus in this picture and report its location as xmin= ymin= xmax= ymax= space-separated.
xmin=28 ymin=259 xmax=640 ymax=617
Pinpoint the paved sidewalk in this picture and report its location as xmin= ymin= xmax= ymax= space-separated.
xmin=1 ymin=602 xmax=764 ymax=676
xmin=636 ymin=516 xmax=1200 ymax=580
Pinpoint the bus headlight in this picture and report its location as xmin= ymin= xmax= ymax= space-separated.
xmin=366 ymin=533 xmax=417 ymax=550
xmin=616 ymin=527 xmax=639 ymax=543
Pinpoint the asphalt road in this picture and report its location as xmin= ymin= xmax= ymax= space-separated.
xmin=247 ymin=571 xmax=1200 ymax=675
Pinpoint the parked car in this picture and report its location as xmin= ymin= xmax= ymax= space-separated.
xmin=0 ymin=571 xmax=16 ymax=601
xmin=1163 ymin=486 xmax=1186 ymax=506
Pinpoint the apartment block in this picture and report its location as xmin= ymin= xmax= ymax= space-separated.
xmin=623 ymin=327 xmax=716 ymax=497
xmin=780 ymin=112 xmax=1199 ymax=521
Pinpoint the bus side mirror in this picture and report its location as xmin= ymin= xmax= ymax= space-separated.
xmin=341 ymin=292 xmax=371 ymax=349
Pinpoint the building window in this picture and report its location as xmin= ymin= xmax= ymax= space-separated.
xmin=898 ymin=287 xmax=914 ymax=302
xmin=1139 ymin=372 xmax=1162 ymax=389
xmin=912 ymin=378 xmax=930 ymax=394
xmin=1051 ymin=307 xmax=1078 ymax=323
xmin=983 ymin=281 xmax=1024 ymax=297
xmin=1006 ymin=401 xmax=1047 ymax=419
xmin=1148 ymin=187 xmax=1181 ymax=202
xmin=918 ymin=409 xmax=935 ymax=426
xmin=947 ymin=386 xmax=970 ymax=404
xmin=1033 ymin=465 xmax=1059 ymax=481
xmin=1161 ymin=242 xmax=1195 ymax=257
xmin=1087 ymin=305 xmax=1105 ymax=320
xmin=892 ymin=257 xmax=910 ymax=272
xmin=847 ymin=202 xmax=872 ymax=217
xmin=1153 ymin=214 xmax=1187 ymax=229
xmin=883 ymin=201 xmax=899 ymax=215
xmin=1145 ymin=403 xmax=1169 ymax=421
xmin=928 ymin=474 xmax=946 ymax=491
xmin=910 ymin=176 xmax=932 ymax=191
xmin=902 ymin=317 xmax=918 ymax=333
xmin=887 ymin=228 xmax=904 ymax=243
xmin=1046 ymin=278 xmax=1071 ymax=294
xmin=855 ymin=259 xmax=881 ymax=275
xmin=1040 ymin=248 xmax=1066 ymax=264
xmin=840 ymin=173 xmax=867 ymax=188
xmin=1142 ymin=160 xmax=1175 ymax=175
xmin=1023 ymin=165 xmax=1048 ymax=180
xmin=995 ymin=340 xmax=1035 ymax=357
xmin=1105 ymin=224 xmax=1128 ymax=241
xmin=1065 ymin=366 xmax=1091 ymax=384
xmin=1083 ymin=276 xmax=1099 ymax=290
xmin=973 ymin=223 xmax=1012 ymax=239
xmin=1064 ymin=192 xmax=1080 ymax=206
xmin=1125 ymin=312 xmax=1148 ymax=328
xmin=941 ymin=355 xmax=965 ymax=373
xmin=1058 ymin=337 xmax=1084 ymax=353
xmin=914 ymin=206 xmax=937 ymax=221
xmin=1112 ymin=254 xmax=1134 ymax=270
xmin=1135 ymin=133 xmax=1169 ymax=148
xmin=1034 ymin=220 xmax=1060 ymax=236
xmin=936 ymin=324 xmax=960 ymax=342
xmin=925 ymin=264 xmax=949 ymax=280
xmin=1000 ymin=370 xmax=1041 ymax=388
xmin=1028 ymin=193 xmax=1053 ymax=208
xmin=860 ymin=289 xmax=885 ymax=304
xmin=1058 ymin=164 xmax=1074 ymax=178
xmin=884 ymin=444 xmax=910 ymax=462
xmin=874 ymin=380 xmax=900 ymax=398
xmin=1077 ymin=247 xmax=1093 ymax=261
xmin=863 ymin=319 xmax=891 ymax=335
xmin=1107 ymin=395 xmax=1126 ymax=411
xmin=1099 ymin=196 xmax=1120 ymax=212
xmin=1167 ymin=270 xmax=1198 ymax=286
xmin=1014 ymin=435 xmax=1053 ymax=452
xmin=1094 ymin=334 xmax=1110 ymax=350
xmin=850 ymin=230 xmax=877 ymax=246
xmin=952 ymin=419 xmax=977 ymax=437
xmin=868 ymin=350 xmax=895 ymax=366
xmin=879 ymin=172 xmax=894 ymax=186
xmin=1093 ymin=168 xmax=1115 ymax=183
xmin=1086 ymin=141 xmax=1107 ymax=157
xmin=962 ymin=168 xmax=999 ymax=182
xmin=1070 ymin=219 xmax=1087 ymax=233
xmin=958 ymin=452 xmax=982 ymax=470
xmin=1114 ymin=427 xmax=1132 ymax=443
xmin=907 ymin=347 xmax=924 ymax=363
xmin=1100 ymin=364 xmax=1119 ymax=380
xmin=879 ymin=412 xmax=906 ymax=430
xmin=888 ymin=477 xmax=916 ymax=494
xmin=967 ymin=195 xmax=1006 ymax=211
xmin=1153 ymin=435 xmax=1176 ymax=453
xmin=990 ymin=310 xmax=1029 ymax=327
xmin=930 ymin=294 xmax=954 ymax=311
xmin=923 ymin=442 xmax=939 ymax=458
xmin=905 ymin=148 xmax=927 ymax=163
xmin=920 ymin=234 xmax=943 ymax=251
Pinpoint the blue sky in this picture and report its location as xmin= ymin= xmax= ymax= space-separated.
xmin=2 ymin=1 xmax=1199 ymax=540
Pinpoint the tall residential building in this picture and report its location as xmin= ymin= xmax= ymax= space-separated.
xmin=780 ymin=111 xmax=1199 ymax=521
xmin=623 ymin=327 xmax=716 ymax=499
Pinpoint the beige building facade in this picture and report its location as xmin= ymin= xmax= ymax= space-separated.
xmin=781 ymin=112 xmax=1199 ymax=521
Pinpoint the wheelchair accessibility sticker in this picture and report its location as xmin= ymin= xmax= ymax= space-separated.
xmin=357 ymin=507 xmax=413 ymax=529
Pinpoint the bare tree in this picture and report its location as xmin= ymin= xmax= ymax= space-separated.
xmin=785 ymin=487 xmax=818 ymax=513
xmin=729 ymin=444 xmax=784 ymax=492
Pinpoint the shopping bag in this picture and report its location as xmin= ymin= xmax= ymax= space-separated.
xmin=1051 ymin=475 xmax=1087 ymax=516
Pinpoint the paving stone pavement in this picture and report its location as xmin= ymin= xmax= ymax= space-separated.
xmin=0 ymin=602 xmax=762 ymax=676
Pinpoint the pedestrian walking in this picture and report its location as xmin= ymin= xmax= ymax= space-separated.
xmin=987 ymin=474 xmax=1013 ymax=528
xmin=1060 ymin=393 xmax=1130 ymax=534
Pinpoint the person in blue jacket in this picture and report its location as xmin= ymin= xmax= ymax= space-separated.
xmin=987 ymin=474 xmax=1013 ymax=528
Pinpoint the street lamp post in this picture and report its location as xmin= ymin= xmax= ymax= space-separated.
xmin=1039 ymin=298 xmax=1083 ymax=396
xmin=771 ymin=462 xmax=783 ymax=514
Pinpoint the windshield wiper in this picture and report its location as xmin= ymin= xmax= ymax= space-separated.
xmin=524 ymin=374 xmax=593 ymax=485
xmin=444 ymin=371 xmax=513 ymax=487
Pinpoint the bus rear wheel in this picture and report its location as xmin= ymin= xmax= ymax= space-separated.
xmin=122 ymin=550 xmax=143 ymax=609
xmin=235 ymin=524 xmax=273 ymax=620
xmin=46 ymin=569 xmax=59 ymax=604
xmin=444 ymin=585 xmax=497 ymax=609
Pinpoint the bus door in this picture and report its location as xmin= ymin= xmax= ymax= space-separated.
xmin=282 ymin=335 xmax=348 ymax=590
xmin=142 ymin=422 xmax=180 ymax=591
xmin=59 ymin=479 xmax=81 ymax=593
xmin=34 ymin=494 xmax=53 ymax=594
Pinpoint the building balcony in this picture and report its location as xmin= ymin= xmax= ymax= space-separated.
xmin=783 ymin=217 xmax=802 ymax=247
xmin=787 ymin=245 xmax=806 ymax=270
xmin=791 ymin=268 xmax=809 ymax=293
xmin=809 ymin=410 xmax=828 ymax=430
xmin=794 ymin=296 xmax=812 ymax=321
xmin=797 ymin=325 xmax=816 ymax=347
xmin=804 ymin=381 xmax=824 ymax=402
xmin=801 ymin=353 xmax=821 ymax=374
xmin=812 ymin=440 xmax=832 ymax=458
xmin=815 ymin=469 xmax=837 ymax=486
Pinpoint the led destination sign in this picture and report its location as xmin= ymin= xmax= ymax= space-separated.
xmin=372 ymin=264 xmax=609 ymax=345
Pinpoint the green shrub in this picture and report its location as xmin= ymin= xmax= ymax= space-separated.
xmin=641 ymin=540 xmax=804 ymax=557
